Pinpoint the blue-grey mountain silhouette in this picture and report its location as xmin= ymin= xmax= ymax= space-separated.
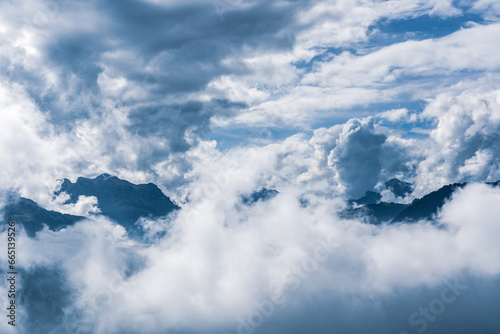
xmin=342 ymin=180 xmax=499 ymax=224
xmin=391 ymin=182 xmax=466 ymax=223
xmin=385 ymin=178 xmax=413 ymax=198
xmin=55 ymin=173 xmax=179 ymax=234
xmin=242 ymin=188 xmax=279 ymax=205
xmin=1 ymin=196 xmax=84 ymax=237
xmin=349 ymin=190 xmax=382 ymax=205
xmin=3 ymin=176 xmax=499 ymax=237
xmin=341 ymin=202 xmax=409 ymax=224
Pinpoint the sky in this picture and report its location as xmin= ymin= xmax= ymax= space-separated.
xmin=1 ymin=0 xmax=500 ymax=333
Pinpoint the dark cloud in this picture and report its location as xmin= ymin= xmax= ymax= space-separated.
xmin=1 ymin=0 xmax=305 ymax=168
xmin=40 ymin=0 xmax=299 ymax=103
xmin=256 ymin=275 xmax=500 ymax=334
xmin=329 ymin=118 xmax=387 ymax=198
xmin=128 ymin=100 xmax=211 ymax=156
xmin=18 ymin=266 xmax=74 ymax=333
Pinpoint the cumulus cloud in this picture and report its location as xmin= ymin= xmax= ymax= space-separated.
xmin=413 ymin=76 xmax=500 ymax=195
xmin=298 ymin=117 xmax=419 ymax=198
xmin=327 ymin=117 xmax=387 ymax=198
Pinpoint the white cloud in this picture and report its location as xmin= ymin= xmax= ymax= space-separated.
xmin=2 ymin=175 xmax=500 ymax=333
xmin=377 ymin=108 xmax=409 ymax=122
xmin=216 ymin=22 xmax=500 ymax=128
xmin=413 ymin=76 xmax=500 ymax=195
xmin=472 ymin=0 xmax=500 ymax=19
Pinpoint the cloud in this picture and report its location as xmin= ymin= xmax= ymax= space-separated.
xmin=473 ymin=0 xmax=500 ymax=19
xmin=0 ymin=0 xmax=498 ymax=199
xmin=377 ymin=108 xmax=410 ymax=122
xmin=413 ymin=76 xmax=500 ymax=195
xmin=299 ymin=117 xmax=419 ymax=198
xmin=218 ymin=21 xmax=500 ymax=128
xmin=1 ymin=0 xmax=487 ymax=136
xmin=3 ymin=177 xmax=500 ymax=333
xmin=327 ymin=117 xmax=387 ymax=198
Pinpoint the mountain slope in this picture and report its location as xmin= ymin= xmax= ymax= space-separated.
xmin=349 ymin=191 xmax=382 ymax=206
xmin=341 ymin=202 xmax=409 ymax=224
xmin=391 ymin=182 xmax=466 ymax=223
xmin=385 ymin=178 xmax=413 ymax=198
xmin=1 ymin=197 xmax=85 ymax=237
xmin=343 ymin=180 xmax=499 ymax=224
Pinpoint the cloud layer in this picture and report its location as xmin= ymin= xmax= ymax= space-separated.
xmin=2 ymin=180 xmax=500 ymax=333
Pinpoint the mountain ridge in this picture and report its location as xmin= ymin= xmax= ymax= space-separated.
xmin=1 ymin=196 xmax=85 ymax=237
xmin=1 ymin=174 xmax=180 ymax=237
xmin=3 ymin=176 xmax=499 ymax=236
xmin=342 ymin=179 xmax=499 ymax=224
xmin=55 ymin=173 xmax=180 ymax=235
xmin=391 ymin=182 xmax=466 ymax=223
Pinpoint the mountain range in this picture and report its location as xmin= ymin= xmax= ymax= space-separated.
xmin=2 ymin=174 xmax=180 ymax=237
xmin=1 ymin=174 xmax=498 ymax=237
xmin=342 ymin=179 xmax=500 ymax=224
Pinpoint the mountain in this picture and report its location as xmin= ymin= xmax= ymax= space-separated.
xmin=349 ymin=191 xmax=382 ymax=205
xmin=342 ymin=178 xmax=415 ymax=223
xmin=4 ymin=174 xmax=499 ymax=237
xmin=1 ymin=197 xmax=85 ymax=237
xmin=242 ymin=188 xmax=279 ymax=205
xmin=342 ymin=180 xmax=500 ymax=224
xmin=341 ymin=202 xmax=409 ymax=225
xmin=1 ymin=174 xmax=179 ymax=237
xmin=385 ymin=178 xmax=413 ymax=198
xmin=342 ymin=179 xmax=410 ymax=223
xmin=55 ymin=173 xmax=180 ymax=234
xmin=391 ymin=182 xmax=466 ymax=223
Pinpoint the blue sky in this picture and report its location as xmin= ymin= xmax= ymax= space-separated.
xmin=1 ymin=0 xmax=500 ymax=333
